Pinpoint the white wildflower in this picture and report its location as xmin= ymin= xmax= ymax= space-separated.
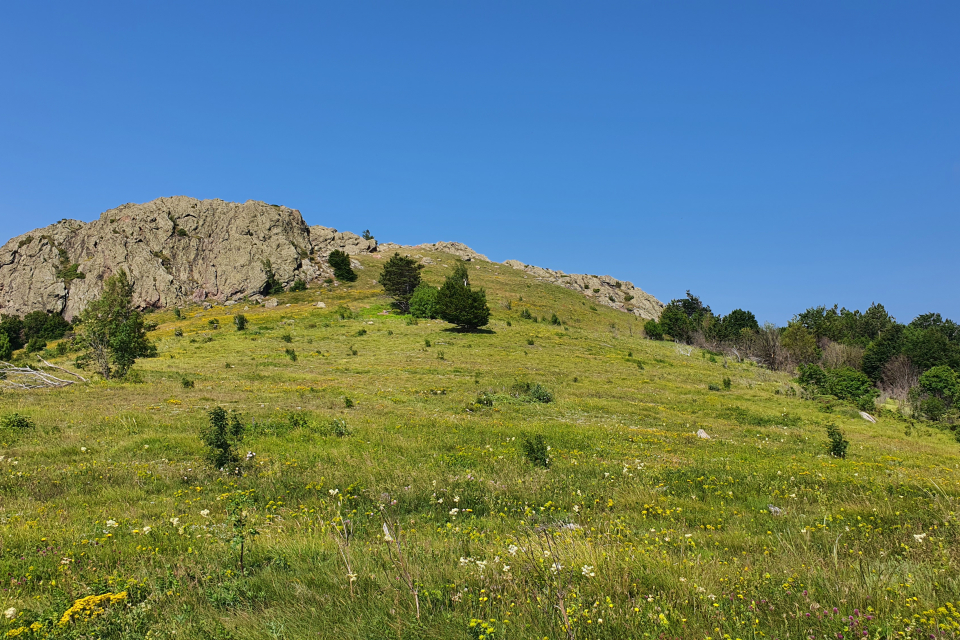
xmin=581 ymin=565 xmax=595 ymax=577
xmin=170 ymin=517 xmax=180 ymax=527
xmin=449 ymin=508 xmax=459 ymax=516
xmin=5 ymin=607 xmax=17 ymax=620
xmin=105 ymin=520 xmax=118 ymax=528
xmin=142 ymin=526 xmax=152 ymax=534
xmin=914 ymin=533 xmax=927 ymax=542
xmin=329 ymin=489 xmax=339 ymax=496
xmin=200 ymin=509 xmax=210 ymax=517
xmin=507 ymin=544 xmax=519 ymax=556
xmin=550 ymin=562 xmax=563 ymax=574
xmin=382 ymin=522 xmax=394 ymax=542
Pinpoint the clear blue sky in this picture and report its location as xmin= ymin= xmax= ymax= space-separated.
xmin=1 ymin=2 xmax=957 ymax=324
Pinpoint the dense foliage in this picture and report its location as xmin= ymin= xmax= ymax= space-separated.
xmin=378 ymin=253 xmax=423 ymax=313
xmin=328 ymin=250 xmax=357 ymax=283
xmin=77 ymin=270 xmax=157 ymax=379
xmin=436 ymin=262 xmax=490 ymax=330
xmin=409 ymin=283 xmax=440 ymax=319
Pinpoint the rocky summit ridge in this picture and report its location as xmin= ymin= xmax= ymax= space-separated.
xmin=0 ymin=196 xmax=663 ymax=320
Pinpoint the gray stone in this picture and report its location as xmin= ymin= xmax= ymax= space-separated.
xmin=264 ymin=298 xmax=279 ymax=308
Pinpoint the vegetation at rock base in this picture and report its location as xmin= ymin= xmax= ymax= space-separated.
xmin=328 ymin=249 xmax=357 ymax=283
xmin=1 ymin=247 xmax=960 ymax=640
xmin=74 ymin=269 xmax=157 ymax=379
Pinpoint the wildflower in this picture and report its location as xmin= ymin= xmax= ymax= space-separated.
xmin=329 ymin=489 xmax=339 ymax=496
xmin=200 ymin=509 xmax=210 ymax=517
xmin=105 ymin=520 xmax=118 ymax=528
xmin=80 ymin=447 xmax=87 ymax=452
xmin=507 ymin=544 xmax=519 ymax=556
xmin=60 ymin=558 xmax=72 ymax=565
xmin=503 ymin=564 xmax=511 ymax=573
xmin=245 ymin=451 xmax=256 ymax=461
xmin=170 ymin=517 xmax=180 ymax=527
xmin=550 ymin=562 xmax=563 ymax=574
xmin=4 ymin=607 xmax=16 ymax=620
xmin=449 ymin=508 xmax=459 ymax=516
xmin=142 ymin=526 xmax=151 ymax=534
xmin=914 ymin=533 xmax=927 ymax=542
xmin=382 ymin=522 xmax=394 ymax=542
xmin=582 ymin=565 xmax=596 ymax=577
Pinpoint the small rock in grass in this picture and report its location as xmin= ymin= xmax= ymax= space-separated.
xmin=696 ymin=429 xmax=711 ymax=439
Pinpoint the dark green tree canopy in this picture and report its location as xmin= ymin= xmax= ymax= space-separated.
xmin=436 ymin=263 xmax=490 ymax=331
xmin=409 ymin=283 xmax=440 ymax=319
xmin=328 ymin=250 xmax=357 ymax=282
xmin=379 ymin=253 xmax=423 ymax=313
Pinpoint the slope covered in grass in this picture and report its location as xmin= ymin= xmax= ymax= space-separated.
xmin=2 ymin=250 xmax=959 ymax=639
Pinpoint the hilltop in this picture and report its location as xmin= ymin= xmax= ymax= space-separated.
xmin=0 ymin=197 xmax=663 ymax=321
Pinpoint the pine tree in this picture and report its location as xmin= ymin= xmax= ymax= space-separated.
xmin=328 ymin=250 xmax=357 ymax=282
xmin=379 ymin=253 xmax=423 ymax=313
xmin=436 ymin=263 xmax=490 ymax=331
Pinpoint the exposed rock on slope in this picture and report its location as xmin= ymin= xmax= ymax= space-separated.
xmin=503 ymin=259 xmax=664 ymax=320
xmin=0 ymin=196 xmax=662 ymax=321
xmin=0 ymin=197 xmax=377 ymax=320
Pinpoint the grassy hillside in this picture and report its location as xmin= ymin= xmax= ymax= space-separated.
xmin=2 ymin=250 xmax=959 ymax=640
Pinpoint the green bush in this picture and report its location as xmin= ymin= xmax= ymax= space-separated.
xmin=380 ymin=253 xmax=423 ymax=313
xmin=521 ymin=435 xmax=550 ymax=468
xmin=328 ymin=250 xmax=357 ymax=282
xmin=329 ymin=418 xmax=350 ymax=437
xmin=289 ymin=279 xmax=307 ymax=292
xmin=181 ymin=378 xmax=195 ymax=389
xmin=825 ymin=423 xmax=849 ymax=459
xmin=550 ymin=313 xmax=561 ymax=326
xmin=644 ymin=320 xmax=664 ymax=340
xmin=285 ymin=347 xmax=297 ymax=362
xmin=261 ymin=260 xmax=284 ymax=295
xmin=409 ymin=283 xmax=440 ymax=319
xmin=26 ymin=336 xmax=47 ymax=353
xmin=723 ymin=377 xmax=732 ymax=390
xmin=520 ymin=308 xmax=533 ymax=320
xmin=0 ymin=333 xmax=12 ymax=360
xmin=919 ymin=397 xmax=947 ymax=421
xmin=513 ymin=381 xmax=553 ymax=403
xmin=0 ymin=413 xmax=35 ymax=430
xmin=918 ymin=365 xmax=959 ymax=407
xmin=233 ymin=314 xmax=248 ymax=331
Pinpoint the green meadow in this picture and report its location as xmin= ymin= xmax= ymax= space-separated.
xmin=2 ymin=250 xmax=959 ymax=639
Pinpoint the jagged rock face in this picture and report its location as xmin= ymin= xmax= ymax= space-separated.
xmin=503 ymin=259 xmax=664 ymax=321
xmin=309 ymin=226 xmax=377 ymax=256
xmin=0 ymin=197 xmax=377 ymax=320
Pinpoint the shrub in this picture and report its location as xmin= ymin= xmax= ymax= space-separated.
xmin=436 ymin=263 xmax=490 ymax=331
xmin=526 ymin=338 xmax=534 ymax=346
xmin=181 ymin=378 xmax=195 ymax=389
xmin=380 ymin=253 xmax=424 ymax=313
xmin=424 ymin=338 xmax=431 ymax=347
xmin=409 ymin=283 xmax=440 ymax=319
xmin=355 ymin=328 xmax=367 ymax=337
xmin=344 ymin=397 xmax=354 ymax=408
xmin=708 ymin=383 xmax=721 ymax=391
xmin=26 ymin=337 xmax=47 ymax=353
xmin=0 ymin=413 xmax=35 ymax=430
xmin=475 ymin=391 xmax=494 ymax=407
xmin=289 ymin=279 xmax=307 ymax=292
xmin=233 ymin=314 xmax=248 ymax=331
xmin=173 ymin=308 xmax=181 ymax=319
xmin=174 ymin=327 xmax=184 ymax=337
xmin=520 ymin=308 xmax=533 ymax=320
xmin=723 ymin=377 xmax=732 ymax=390
xmin=201 ymin=407 xmax=244 ymax=471
xmin=261 ymin=260 xmax=284 ymax=295
xmin=825 ymin=367 xmax=876 ymax=403
xmin=550 ymin=313 xmax=561 ymax=326
xmin=919 ymin=397 xmax=947 ymax=421
xmin=918 ymin=365 xmax=960 ymax=406
xmin=825 ymin=423 xmax=849 ymax=459
xmin=329 ymin=418 xmax=350 ymax=437
xmin=512 ymin=381 xmax=553 ymax=403
xmin=328 ymin=250 xmax=357 ymax=282
xmin=285 ymin=347 xmax=297 ymax=362
xmin=644 ymin=320 xmax=664 ymax=340
xmin=0 ymin=333 xmax=12 ymax=360
xmin=281 ymin=333 xmax=293 ymax=343
xmin=208 ymin=318 xmax=220 ymax=329
xmin=521 ymin=435 xmax=550 ymax=468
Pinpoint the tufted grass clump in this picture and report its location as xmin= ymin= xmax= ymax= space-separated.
xmin=512 ymin=381 xmax=553 ymax=403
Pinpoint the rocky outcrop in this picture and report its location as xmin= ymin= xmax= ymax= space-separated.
xmin=0 ymin=197 xmax=376 ymax=320
xmin=503 ymin=260 xmax=664 ymax=320
xmin=0 ymin=196 xmax=663 ymax=322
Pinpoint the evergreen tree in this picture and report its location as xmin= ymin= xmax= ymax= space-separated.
xmin=379 ymin=253 xmax=423 ymax=313
xmin=78 ymin=270 xmax=157 ymax=379
xmin=0 ymin=332 xmax=12 ymax=360
xmin=861 ymin=324 xmax=904 ymax=381
xmin=436 ymin=263 xmax=490 ymax=331
xmin=328 ymin=250 xmax=357 ymax=282
xmin=261 ymin=260 xmax=284 ymax=295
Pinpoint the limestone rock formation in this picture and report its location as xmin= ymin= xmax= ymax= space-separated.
xmin=0 ymin=196 xmax=376 ymax=320
xmin=503 ymin=259 xmax=664 ymax=320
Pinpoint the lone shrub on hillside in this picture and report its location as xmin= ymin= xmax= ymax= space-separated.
xmin=328 ymin=250 xmax=357 ymax=282
xmin=261 ymin=260 xmax=284 ymax=295
xmin=380 ymin=253 xmax=423 ymax=313
xmin=289 ymin=278 xmax=307 ymax=292
xmin=0 ymin=333 xmax=12 ymax=360
xmin=202 ymin=407 xmax=244 ymax=472
xmin=825 ymin=423 xmax=848 ymax=459
xmin=436 ymin=262 xmax=490 ymax=331
xmin=409 ymin=283 xmax=440 ymax=319
xmin=513 ymin=381 xmax=553 ymax=403
xmin=0 ymin=413 xmax=35 ymax=430
xmin=77 ymin=270 xmax=157 ymax=380
xmin=522 ymin=435 xmax=550 ymax=468
xmin=233 ymin=314 xmax=248 ymax=331
xmin=520 ymin=308 xmax=533 ymax=320
xmin=550 ymin=313 xmax=561 ymax=326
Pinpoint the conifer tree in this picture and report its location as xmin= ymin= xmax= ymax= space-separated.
xmin=436 ymin=263 xmax=490 ymax=331
xmin=379 ymin=253 xmax=423 ymax=313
